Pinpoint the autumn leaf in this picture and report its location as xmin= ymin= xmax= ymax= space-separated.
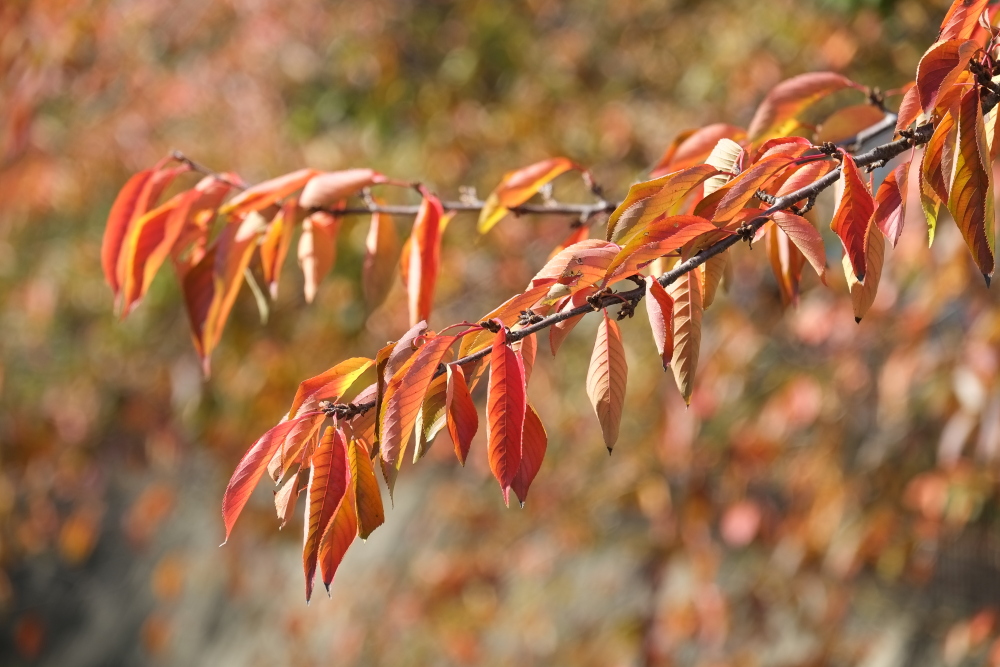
xmin=286 ymin=357 xmax=374 ymax=420
xmin=513 ymin=331 xmax=537 ymax=385
xmin=949 ymin=85 xmax=995 ymax=281
xmin=894 ymin=84 xmax=922 ymax=134
xmin=414 ymin=372 xmax=449 ymax=462
xmin=445 ymin=365 xmax=478 ymax=466
xmin=845 ymin=218 xmax=885 ymax=322
xmin=298 ymin=168 xmax=385 ymax=209
xmin=644 ymin=276 xmax=674 ymax=370
xmin=831 ymin=152 xmax=875 ymax=282
xmin=817 ymin=104 xmax=887 ymax=144
xmin=669 ymin=270 xmax=703 ymax=405
xmin=510 ymin=404 xmax=547 ymax=507
xmin=406 ymin=189 xmax=445 ymax=326
xmin=362 ymin=203 xmax=400 ymax=309
xmin=260 ymin=199 xmax=299 ymax=299
xmin=604 ymin=215 xmax=721 ymax=285
xmin=220 ymin=168 xmax=319 ymax=216
xmin=478 ymin=158 xmax=582 ymax=233
xmin=923 ymin=112 xmax=956 ymax=205
xmin=456 ymin=285 xmax=552 ymax=361
xmin=872 ymin=162 xmax=910 ymax=247
xmin=348 ymin=438 xmax=384 ymax=540
xmin=914 ymin=39 xmax=978 ymax=115
xmin=303 ymin=427 xmax=349 ymax=602
xmin=486 ymin=325 xmax=526 ymax=503
xmin=938 ymin=0 xmax=991 ymax=41
xmin=274 ymin=468 xmax=307 ymax=529
xmin=298 ymin=210 xmax=341 ymax=304
xmin=747 ymin=72 xmax=860 ymax=143
xmin=649 ymin=124 xmax=746 ymax=177
xmin=221 ymin=411 xmax=325 ymax=543
xmin=771 ymin=211 xmax=827 ymax=281
xmin=699 ymin=154 xmax=797 ymax=223
xmin=605 ymin=164 xmax=718 ymax=244
xmin=530 ymin=239 xmax=621 ymax=305
xmin=766 ymin=225 xmax=807 ymax=306
xmin=586 ymin=312 xmax=628 ymax=452
xmin=317 ymin=482 xmax=357 ymax=594
xmin=700 ymin=251 xmax=729 ymax=309
xmin=548 ymin=287 xmax=596 ymax=356
xmin=380 ymin=334 xmax=456 ymax=471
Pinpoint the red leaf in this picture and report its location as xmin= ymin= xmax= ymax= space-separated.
xmin=380 ymin=334 xmax=457 ymax=470
xmin=844 ymin=218 xmax=885 ymax=322
xmin=446 ymin=365 xmax=478 ymax=465
xmin=771 ymin=211 xmax=827 ymax=282
xmin=872 ymin=162 xmax=910 ymax=247
xmin=406 ymin=190 xmax=444 ymax=326
xmin=747 ymin=72 xmax=859 ymax=142
xmin=298 ymin=210 xmax=341 ymax=303
xmin=644 ymin=276 xmax=674 ymax=370
xmin=650 ymin=124 xmax=746 ymax=177
xmin=317 ymin=483 xmax=357 ymax=594
xmin=604 ymin=215 xmax=721 ymax=284
xmin=303 ymin=427 xmax=349 ymax=602
xmin=949 ymin=85 xmax=995 ymax=279
xmin=486 ymin=325 xmax=526 ymax=503
xmin=298 ymin=169 xmax=384 ymax=209
xmin=939 ymin=0 xmax=991 ymax=40
xmin=510 ymin=404 xmax=547 ymax=507
xmin=586 ymin=312 xmax=628 ymax=451
xmin=895 ymin=84 xmax=922 ymax=134
xmin=478 ymin=158 xmax=582 ymax=232
xmin=221 ymin=411 xmax=325 ymax=543
xmin=831 ymin=153 xmax=875 ymax=281
xmin=220 ymin=168 xmax=319 ymax=216
xmin=766 ymin=225 xmax=808 ymax=306
xmin=915 ymin=39 xmax=978 ymax=115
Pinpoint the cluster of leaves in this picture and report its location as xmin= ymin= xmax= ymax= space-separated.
xmin=102 ymin=0 xmax=1000 ymax=600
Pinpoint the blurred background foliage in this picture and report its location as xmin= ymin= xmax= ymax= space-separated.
xmin=3 ymin=0 xmax=1000 ymax=665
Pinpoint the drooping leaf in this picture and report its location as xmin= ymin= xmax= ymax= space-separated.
xmin=274 ymin=468 xmax=308 ymax=530
xmin=644 ymin=276 xmax=674 ymax=370
xmin=938 ymin=0 xmax=990 ymax=41
xmin=287 ymin=357 xmax=374 ymax=420
xmin=872 ymin=162 xmax=910 ymax=247
xmin=548 ymin=287 xmax=596 ymax=356
xmin=747 ymin=72 xmax=860 ymax=143
xmin=414 ymin=372 xmax=449 ymax=462
xmin=260 ymin=199 xmax=299 ymax=299
xmin=298 ymin=210 xmax=341 ymax=303
xmin=362 ymin=203 xmax=400 ymax=309
xmin=771 ymin=211 xmax=827 ymax=281
xmin=380 ymin=334 xmax=456 ymax=470
xmin=922 ymin=111 xmax=957 ymax=205
xmin=220 ymin=168 xmax=319 ymax=216
xmin=700 ymin=251 xmax=729 ymax=309
xmin=606 ymin=164 xmax=718 ymax=243
xmin=298 ymin=168 xmax=385 ymax=209
xmin=510 ymin=404 xmax=547 ymax=507
xmin=604 ymin=215 xmax=721 ymax=285
xmin=845 ymin=218 xmax=885 ymax=322
xmin=914 ymin=39 xmax=978 ymax=115
xmin=949 ymin=85 xmax=995 ymax=280
xmin=445 ymin=365 xmax=478 ymax=465
xmin=317 ymin=480 xmax=357 ymax=594
xmin=669 ymin=270 xmax=703 ymax=405
xmin=478 ymin=158 xmax=582 ymax=233
xmin=486 ymin=325 xmax=526 ymax=503
xmin=221 ymin=411 xmax=325 ymax=543
xmin=406 ymin=189 xmax=445 ymax=326
xmin=831 ymin=152 xmax=875 ymax=282
xmin=766 ymin=224 xmax=807 ymax=306
xmin=586 ymin=312 xmax=628 ymax=451
xmin=266 ymin=414 xmax=324 ymax=485
xmin=513 ymin=331 xmax=537 ymax=385
xmin=348 ymin=438 xmax=384 ymax=540
xmin=649 ymin=124 xmax=746 ymax=177
xmin=303 ymin=427 xmax=349 ymax=602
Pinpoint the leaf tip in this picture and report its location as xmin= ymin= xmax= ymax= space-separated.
xmin=606 ymin=446 xmax=613 ymax=456
xmin=985 ymin=274 xmax=992 ymax=288
xmin=519 ymin=500 xmax=526 ymax=509
xmin=855 ymin=317 xmax=862 ymax=324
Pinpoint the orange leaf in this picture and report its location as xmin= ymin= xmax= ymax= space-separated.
xmin=220 ymin=168 xmax=319 ymax=216
xmin=380 ymin=334 xmax=457 ymax=470
xmin=949 ymin=85 xmax=995 ymax=280
xmin=513 ymin=331 xmax=537 ymax=385
xmin=939 ymin=0 xmax=991 ymax=41
xmin=274 ymin=468 xmax=307 ymax=529
xmin=287 ymin=357 xmax=374 ymax=420
xmin=407 ymin=190 xmax=444 ymax=325
xmin=747 ymin=72 xmax=859 ymax=143
xmin=414 ymin=373 xmax=449 ymax=462
xmin=606 ymin=164 xmax=719 ymax=244
xmin=317 ymin=482 xmax=357 ymax=594
xmin=348 ymin=438 xmax=384 ymax=540
xmin=650 ymin=124 xmax=746 ymax=177
xmin=895 ymin=84 xmax=922 ymax=134
xmin=478 ymin=158 xmax=582 ymax=233
xmin=817 ymin=104 xmax=888 ymax=144
xmin=362 ymin=203 xmax=400 ymax=309
xmin=510 ymin=403 xmax=547 ymax=507
xmin=260 ymin=200 xmax=299 ymax=299
xmin=298 ymin=210 xmax=341 ymax=304
xmin=922 ymin=112 xmax=956 ymax=208
xmin=486 ymin=325 xmax=526 ymax=503
xmin=766 ymin=225 xmax=807 ymax=306
xmin=604 ymin=215 xmax=721 ymax=284
xmin=457 ymin=285 xmax=552 ymax=361
xmin=644 ymin=277 xmax=674 ymax=370
xmin=446 ymin=365 xmax=478 ymax=466
xmin=702 ymin=154 xmax=797 ymax=223
xmin=831 ymin=153 xmax=875 ymax=281
xmin=844 ymin=218 xmax=885 ymax=321
xmin=771 ymin=211 xmax=827 ymax=281
xmin=669 ymin=270 xmax=703 ymax=405
xmin=298 ymin=168 xmax=384 ymax=209
xmin=586 ymin=312 xmax=628 ymax=451
xmin=549 ymin=287 xmax=596 ymax=356
xmin=872 ymin=162 xmax=910 ymax=247
xmin=915 ymin=39 xmax=978 ymax=115
xmin=303 ymin=427 xmax=349 ymax=602
xmin=530 ymin=240 xmax=621 ymax=306
xmin=221 ymin=411 xmax=325 ymax=543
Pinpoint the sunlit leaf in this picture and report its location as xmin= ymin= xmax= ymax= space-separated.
xmin=914 ymin=39 xmax=978 ymax=115
xmin=287 ymin=357 xmax=374 ymax=420
xmin=220 ymin=168 xmax=318 ymax=216
xmin=406 ymin=189 xmax=444 ymax=325
xmin=771 ymin=210 xmax=827 ymax=281
xmin=606 ymin=165 xmax=718 ymax=244
xmin=872 ymin=162 xmax=910 ymax=247
xmin=303 ymin=427 xmax=348 ymax=602
xmin=486 ymin=325 xmax=526 ymax=504
xmin=894 ymin=83 xmax=922 ymax=134
xmin=317 ymin=480 xmax=357 ymax=594
xmin=948 ymin=85 xmax=995 ymax=280
xmin=445 ymin=365 xmax=478 ymax=466
xmin=414 ymin=372 xmax=449 ymax=462
xmin=586 ymin=311 xmax=628 ymax=451
xmin=298 ymin=168 xmax=384 ymax=209
xmin=816 ymin=104 xmax=887 ymax=144
xmin=747 ymin=72 xmax=860 ymax=143
xmin=348 ymin=438 xmax=384 ymax=540
xmin=649 ymin=124 xmax=746 ymax=177
xmin=260 ymin=199 xmax=299 ymax=299
xmin=478 ymin=158 xmax=582 ymax=233
xmin=844 ymin=218 xmax=885 ymax=322
xmin=362 ymin=203 xmax=400 ymax=309
xmin=298 ymin=210 xmax=340 ymax=303
xmin=831 ymin=153 xmax=875 ymax=281
xmin=938 ymin=0 xmax=990 ymax=41
xmin=604 ymin=215 xmax=721 ymax=285
xmin=510 ymin=404 xmax=547 ymax=507
xmin=700 ymin=251 xmax=729 ymax=309
xmin=700 ymin=154 xmax=797 ymax=223
xmin=669 ymin=270 xmax=702 ymax=405
xmin=644 ymin=276 xmax=674 ymax=370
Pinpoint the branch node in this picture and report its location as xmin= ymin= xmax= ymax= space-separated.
xmin=518 ymin=309 xmax=544 ymax=325
xmin=479 ymin=319 xmax=502 ymax=333
xmin=755 ymin=189 xmax=777 ymax=205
